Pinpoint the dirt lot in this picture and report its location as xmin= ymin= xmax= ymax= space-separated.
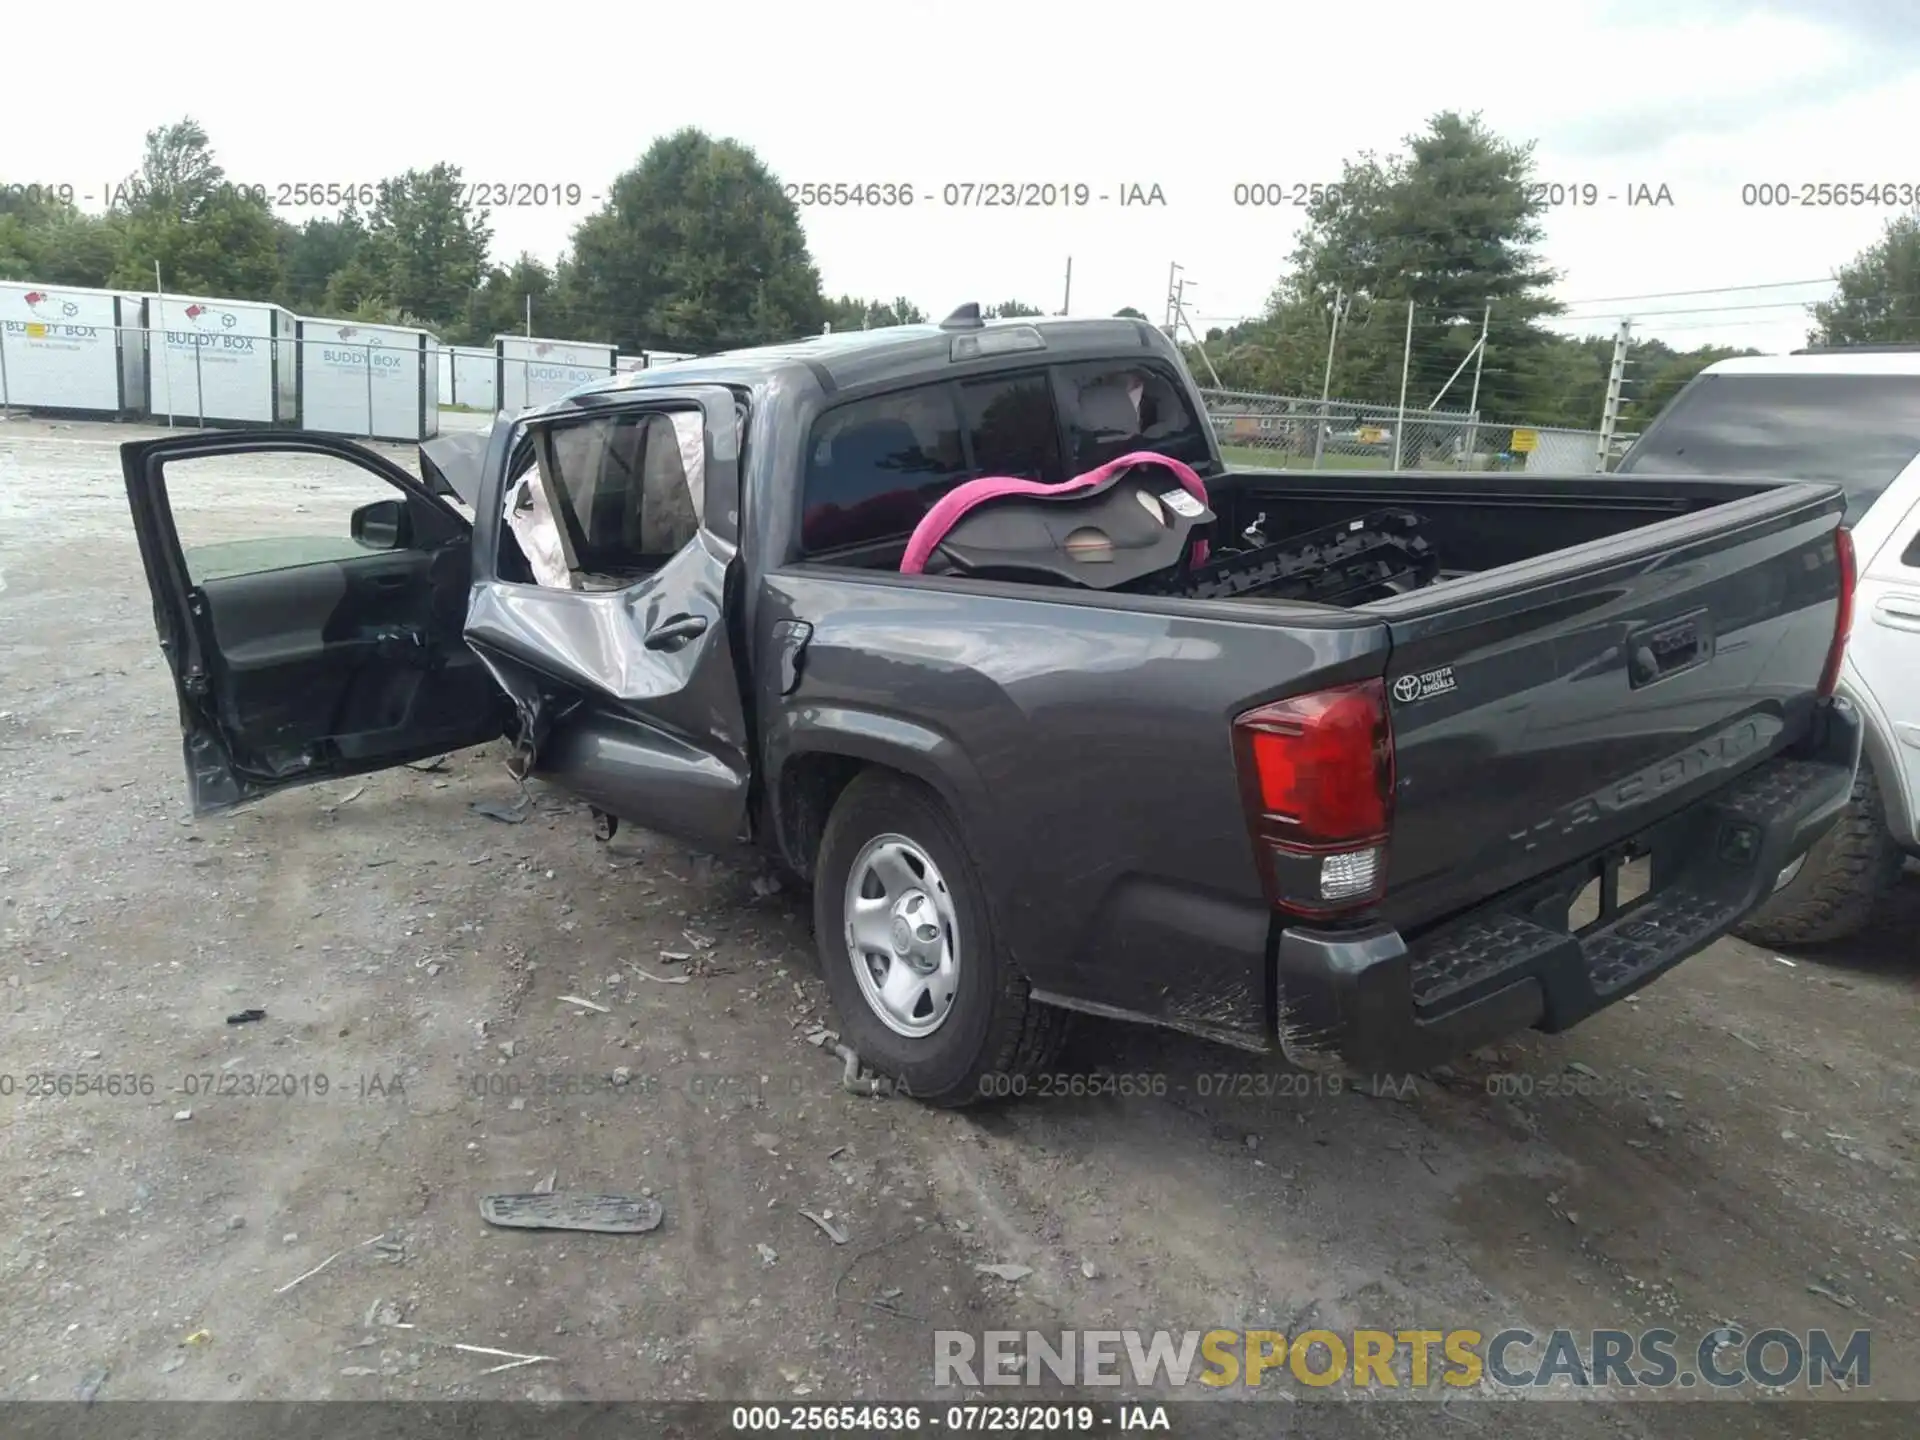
xmin=1 ymin=415 xmax=1916 ymax=1434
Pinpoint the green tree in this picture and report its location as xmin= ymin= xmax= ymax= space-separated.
xmin=0 ymin=188 xmax=117 ymax=286
xmin=1114 ymin=306 xmax=1150 ymax=320
xmin=277 ymin=207 xmax=367 ymax=314
xmin=566 ymin=128 xmax=826 ymax=351
xmin=1808 ymin=207 xmax=1920 ymax=347
xmin=461 ymin=252 xmax=561 ymax=345
xmin=1267 ymin=111 xmax=1561 ymax=420
xmin=985 ymin=300 xmax=1046 ymax=318
xmin=826 ymin=294 xmax=927 ymax=331
xmin=352 ymin=165 xmax=493 ymax=331
xmin=103 ymin=119 xmax=283 ymax=297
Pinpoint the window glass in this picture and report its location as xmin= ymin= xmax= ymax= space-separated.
xmin=1617 ymin=373 xmax=1920 ymax=525
xmin=163 ymin=451 xmax=402 ymax=585
xmin=800 ymin=388 xmax=970 ymax=553
xmin=960 ymin=372 xmax=1064 ymax=483
xmin=1056 ymin=361 xmax=1212 ymax=473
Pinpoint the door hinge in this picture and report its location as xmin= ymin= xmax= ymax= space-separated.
xmin=772 ymin=620 xmax=813 ymax=695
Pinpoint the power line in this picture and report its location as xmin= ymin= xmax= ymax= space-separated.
xmin=1557 ymin=277 xmax=1835 ymax=306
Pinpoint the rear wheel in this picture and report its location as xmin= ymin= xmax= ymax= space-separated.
xmin=1733 ymin=755 xmax=1905 ymax=947
xmin=813 ymin=771 xmax=1066 ymax=1107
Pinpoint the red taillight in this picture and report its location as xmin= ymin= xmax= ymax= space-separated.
xmin=1817 ymin=527 xmax=1855 ymax=700
xmin=1233 ymin=679 xmax=1395 ymax=916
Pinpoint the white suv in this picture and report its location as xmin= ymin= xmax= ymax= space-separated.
xmin=1617 ymin=347 xmax=1920 ymax=944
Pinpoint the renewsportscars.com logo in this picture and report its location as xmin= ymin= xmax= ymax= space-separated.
xmin=934 ymin=1326 xmax=1872 ymax=1392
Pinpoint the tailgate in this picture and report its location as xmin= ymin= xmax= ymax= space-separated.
xmin=1371 ymin=480 xmax=1848 ymax=931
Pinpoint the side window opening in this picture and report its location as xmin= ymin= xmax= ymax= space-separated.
xmin=505 ymin=410 xmax=707 ymax=591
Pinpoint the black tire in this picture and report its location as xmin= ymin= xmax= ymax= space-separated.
xmin=1733 ymin=755 xmax=1905 ymax=947
xmin=813 ymin=770 xmax=1066 ymax=1108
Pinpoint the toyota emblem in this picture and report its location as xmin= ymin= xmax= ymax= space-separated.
xmin=1391 ymin=675 xmax=1422 ymax=704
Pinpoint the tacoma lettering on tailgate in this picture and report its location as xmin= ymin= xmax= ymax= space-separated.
xmin=1506 ymin=715 xmax=1781 ymax=852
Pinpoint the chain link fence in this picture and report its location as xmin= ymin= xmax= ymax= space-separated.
xmin=1200 ymin=389 xmax=1637 ymax=473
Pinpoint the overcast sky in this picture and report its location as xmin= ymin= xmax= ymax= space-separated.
xmin=6 ymin=0 xmax=1917 ymax=357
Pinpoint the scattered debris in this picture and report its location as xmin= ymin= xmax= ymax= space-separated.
xmin=559 ymin=995 xmax=610 ymax=1013
xmin=479 ymin=1192 xmax=663 ymax=1234
xmin=751 ymin=875 xmax=782 ymax=898
xmin=1081 ymin=1260 xmax=1099 ymax=1279
xmin=800 ymin=1209 xmax=850 ymax=1245
xmin=1771 ymin=955 xmax=1799 ymax=969
xmin=612 ymin=1067 xmax=633 ymax=1086
xmin=1807 ymin=1282 xmax=1860 ymax=1312
xmin=627 ymin=963 xmax=690 ymax=985
xmin=833 ymin=1042 xmax=891 ymax=1097
xmin=657 ymin=950 xmax=694 ymax=964
xmin=322 ymin=784 xmax=366 ymax=813
xmin=273 ymin=1233 xmax=388 ymax=1295
xmin=225 ymin=1008 xmax=266 ymax=1026
xmin=76 ymin=1366 xmax=109 ymax=1404
xmin=683 ymin=930 xmax=717 ymax=950
xmin=173 ymin=1109 xmax=193 ymax=1122
xmin=804 ymin=1029 xmax=837 ymax=1049
xmin=534 ymin=1171 xmax=557 ymax=1195
xmin=405 ymin=758 xmax=450 ymax=773
xmin=181 ymin=1331 xmax=212 ymax=1347
xmin=757 ymin=1243 xmax=779 ymax=1266
xmin=339 ymin=1366 xmax=378 ymax=1377
xmin=471 ymin=794 xmax=532 ymax=825
xmin=976 ymin=1263 xmax=1034 ymax=1283
xmin=1567 ymin=1061 xmax=1601 ymax=1079
xmin=826 ymin=1145 xmax=848 ymax=1161
xmin=428 ymin=1341 xmax=558 ymax=1376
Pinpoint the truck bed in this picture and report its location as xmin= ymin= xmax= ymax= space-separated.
xmin=783 ymin=467 xmax=1850 ymax=1044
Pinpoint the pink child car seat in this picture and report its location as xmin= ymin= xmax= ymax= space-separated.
xmin=899 ymin=451 xmax=1210 ymax=576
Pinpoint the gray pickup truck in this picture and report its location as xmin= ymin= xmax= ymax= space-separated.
xmin=123 ymin=308 xmax=1862 ymax=1106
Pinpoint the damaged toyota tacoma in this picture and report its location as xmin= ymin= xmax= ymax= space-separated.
xmin=123 ymin=307 xmax=1863 ymax=1106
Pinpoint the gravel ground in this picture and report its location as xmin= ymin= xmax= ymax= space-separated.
xmin=0 ymin=415 xmax=1915 ymax=1436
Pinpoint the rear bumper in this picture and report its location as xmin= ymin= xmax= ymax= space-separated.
xmin=1274 ymin=698 xmax=1863 ymax=1074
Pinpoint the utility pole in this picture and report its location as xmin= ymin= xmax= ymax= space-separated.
xmin=1312 ymin=286 xmax=1345 ymax=469
xmin=1392 ymin=300 xmax=1414 ymax=472
xmin=1170 ymin=281 xmax=1223 ymax=388
xmin=1596 ymin=319 xmax=1633 ymax=472
xmin=1464 ymin=303 xmax=1490 ymax=468
xmin=525 ymin=295 xmax=532 ymax=338
xmin=1060 ymin=256 xmax=1072 ymax=316
xmin=1163 ymin=261 xmax=1184 ymax=337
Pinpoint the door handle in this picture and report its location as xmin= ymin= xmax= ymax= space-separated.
xmin=1872 ymin=596 xmax=1920 ymax=631
xmin=644 ymin=613 xmax=709 ymax=650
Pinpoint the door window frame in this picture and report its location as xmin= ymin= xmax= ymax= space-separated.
xmin=471 ymin=387 xmax=744 ymax=592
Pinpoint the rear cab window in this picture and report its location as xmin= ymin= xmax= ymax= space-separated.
xmin=799 ymin=358 xmax=1209 ymax=556
xmin=1618 ymin=372 xmax=1920 ymax=525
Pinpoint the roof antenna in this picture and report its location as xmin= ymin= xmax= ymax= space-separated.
xmin=940 ymin=303 xmax=984 ymax=331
